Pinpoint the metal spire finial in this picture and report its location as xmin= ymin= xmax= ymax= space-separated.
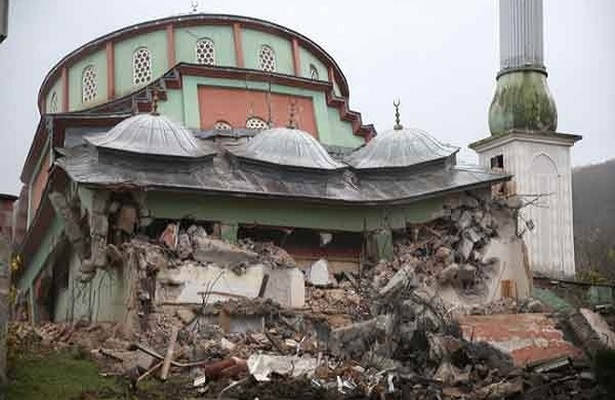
xmin=151 ymin=88 xmax=160 ymax=116
xmin=190 ymin=1 xmax=199 ymax=13
xmin=393 ymin=99 xmax=403 ymax=130
xmin=287 ymin=100 xmax=297 ymax=129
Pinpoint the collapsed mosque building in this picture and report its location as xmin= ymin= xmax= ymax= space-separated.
xmin=10 ymin=0 xmax=575 ymax=326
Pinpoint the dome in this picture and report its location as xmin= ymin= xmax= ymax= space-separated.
xmin=86 ymin=113 xmax=214 ymax=159
xmin=346 ymin=126 xmax=458 ymax=169
xmin=237 ymin=127 xmax=344 ymax=170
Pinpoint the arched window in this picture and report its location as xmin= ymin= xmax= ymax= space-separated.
xmin=82 ymin=65 xmax=98 ymax=103
xmin=196 ymin=38 xmax=215 ymax=65
xmin=258 ymin=45 xmax=276 ymax=72
xmin=213 ymin=120 xmax=232 ymax=131
xmin=133 ymin=47 xmax=152 ymax=85
xmin=49 ymin=92 xmax=59 ymax=113
xmin=246 ymin=117 xmax=268 ymax=130
xmin=309 ymin=64 xmax=319 ymax=80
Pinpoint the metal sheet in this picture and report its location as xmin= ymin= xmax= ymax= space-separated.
xmin=56 ymin=146 xmax=509 ymax=204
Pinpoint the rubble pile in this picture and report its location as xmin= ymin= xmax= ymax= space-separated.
xmin=10 ymin=199 xmax=612 ymax=398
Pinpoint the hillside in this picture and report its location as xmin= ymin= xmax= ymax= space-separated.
xmin=572 ymin=158 xmax=615 ymax=280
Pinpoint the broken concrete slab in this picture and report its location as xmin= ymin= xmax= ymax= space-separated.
xmin=568 ymin=308 xmax=615 ymax=355
xmin=262 ymin=267 xmax=305 ymax=309
xmin=157 ymin=263 xmax=265 ymax=304
xmin=457 ymin=238 xmax=474 ymax=261
xmin=379 ymin=265 xmax=415 ymax=297
xmin=191 ymin=234 xmax=258 ymax=266
xmin=308 ymin=259 xmax=332 ymax=286
xmin=328 ymin=315 xmax=392 ymax=359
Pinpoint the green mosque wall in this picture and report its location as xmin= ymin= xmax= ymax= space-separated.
xmin=113 ymin=30 xmax=168 ymax=97
xmin=68 ymin=49 xmax=108 ymax=111
xmin=144 ymin=192 xmax=444 ymax=232
xmin=174 ymin=25 xmax=236 ymax=67
xmin=45 ymin=80 xmax=63 ymax=113
xmin=299 ymin=46 xmax=327 ymax=80
xmin=241 ymin=28 xmax=294 ymax=75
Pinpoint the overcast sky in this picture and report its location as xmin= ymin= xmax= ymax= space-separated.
xmin=0 ymin=0 xmax=613 ymax=195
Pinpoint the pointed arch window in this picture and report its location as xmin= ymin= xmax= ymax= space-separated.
xmin=246 ymin=117 xmax=268 ymax=130
xmin=213 ymin=120 xmax=232 ymax=131
xmin=309 ymin=64 xmax=319 ymax=80
xmin=133 ymin=47 xmax=152 ymax=85
xmin=196 ymin=38 xmax=215 ymax=65
xmin=82 ymin=65 xmax=98 ymax=103
xmin=258 ymin=45 xmax=276 ymax=72
xmin=49 ymin=92 xmax=59 ymax=113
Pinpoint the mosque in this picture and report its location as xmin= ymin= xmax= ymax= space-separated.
xmin=9 ymin=0 xmax=579 ymax=323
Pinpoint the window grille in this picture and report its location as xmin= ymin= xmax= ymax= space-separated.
xmin=133 ymin=47 xmax=152 ymax=85
xmin=213 ymin=121 xmax=232 ymax=130
xmin=246 ymin=117 xmax=268 ymax=130
xmin=258 ymin=45 xmax=276 ymax=72
xmin=82 ymin=65 xmax=98 ymax=103
xmin=196 ymin=38 xmax=215 ymax=65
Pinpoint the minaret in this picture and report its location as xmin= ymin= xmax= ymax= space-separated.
xmin=470 ymin=0 xmax=581 ymax=279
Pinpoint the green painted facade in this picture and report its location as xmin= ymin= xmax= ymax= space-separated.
xmin=46 ymin=80 xmax=62 ymax=113
xmin=241 ymin=28 xmax=293 ymax=75
xmin=144 ymin=192 xmax=445 ymax=232
xmin=174 ymin=25 xmax=236 ymax=67
xmin=68 ymin=49 xmax=108 ymax=111
xmin=177 ymin=75 xmax=362 ymax=147
xmin=113 ymin=30 xmax=169 ymax=97
xmin=299 ymin=46 xmax=327 ymax=81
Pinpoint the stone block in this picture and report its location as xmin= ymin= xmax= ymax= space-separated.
xmin=263 ymin=267 xmax=305 ymax=308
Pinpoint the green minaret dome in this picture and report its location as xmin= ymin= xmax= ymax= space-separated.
xmin=488 ymin=0 xmax=558 ymax=136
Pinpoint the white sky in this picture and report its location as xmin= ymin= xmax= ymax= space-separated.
xmin=0 ymin=0 xmax=613 ymax=194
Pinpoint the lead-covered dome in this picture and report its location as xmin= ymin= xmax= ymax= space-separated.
xmin=86 ymin=113 xmax=214 ymax=159
xmin=235 ymin=127 xmax=344 ymax=170
xmin=345 ymin=126 xmax=458 ymax=169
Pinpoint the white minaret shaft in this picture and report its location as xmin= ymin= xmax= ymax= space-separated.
xmin=499 ymin=0 xmax=545 ymax=70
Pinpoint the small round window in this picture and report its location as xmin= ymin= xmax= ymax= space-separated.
xmin=213 ymin=121 xmax=232 ymax=130
xmin=246 ymin=117 xmax=268 ymax=130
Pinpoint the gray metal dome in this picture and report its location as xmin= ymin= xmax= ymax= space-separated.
xmin=86 ymin=113 xmax=214 ymax=159
xmin=237 ymin=127 xmax=344 ymax=170
xmin=346 ymin=126 xmax=458 ymax=169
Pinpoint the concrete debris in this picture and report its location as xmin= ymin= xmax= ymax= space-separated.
xmin=13 ymin=198 xmax=609 ymax=398
xmin=568 ymin=308 xmax=615 ymax=355
xmin=307 ymin=258 xmax=332 ymax=286
xmin=247 ymin=353 xmax=318 ymax=382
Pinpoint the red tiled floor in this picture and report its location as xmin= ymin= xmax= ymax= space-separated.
xmin=458 ymin=313 xmax=584 ymax=366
